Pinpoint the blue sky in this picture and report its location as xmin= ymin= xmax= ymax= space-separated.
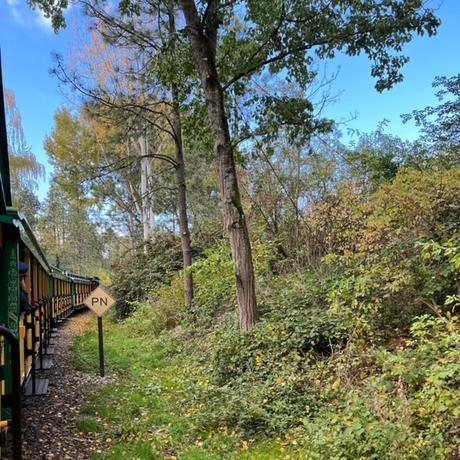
xmin=1 ymin=0 xmax=459 ymax=199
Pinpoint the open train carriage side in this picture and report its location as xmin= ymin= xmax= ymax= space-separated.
xmin=65 ymin=271 xmax=94 ymax=311
xmin=0 ymin=212 xmax=96 ymax=441
xmin=13 ymin=212 xmax=52 ymax=390
xmin=0 ymin=51 xmax=23 ymax=456
xmin=1 ymin=212 xmax=96 ymax=385
xmin=49 ymin=266 xmax=73 ymax=323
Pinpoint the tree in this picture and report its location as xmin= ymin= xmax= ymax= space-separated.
xmin=53 ymin=11 xmax=196 ymax=306
xmin=176 ymin=0 xmax=440 ymax=331
xmin=4 ymin=90 xmax=44 ymax=224
xmin=38 ymin=183 xmax=106 ymax=274
xmin=45 ymin=106 xmax=150 ymax=243
xmin=344 ymin=125 xmax=409 ymax=189
xmin=403 ymin=74 xmax=460 ymax=165
xmin=28 ymin=0 xmax=440 ymax=331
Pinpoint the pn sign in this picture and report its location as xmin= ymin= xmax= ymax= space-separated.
xmin=84 ymin=286 xmax=116 ymax=316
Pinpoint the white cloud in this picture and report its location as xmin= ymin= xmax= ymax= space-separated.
xmin=6 ymin=0 xmax=24 ymax=24
xmin=5 ymin=0 xmax=62 ymax=32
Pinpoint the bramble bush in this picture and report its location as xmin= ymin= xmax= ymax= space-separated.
xmin=179 ymin=166 xmax=460 ymax=441
xmin=184 ymin=238 xmax=280 ymax=326
xmin=321 ymin=167 xmax=460 ymax=338
xmin=186 ymin=243 xmax=236 ymax=325
xmin=104 ymin=166 xmax=460 ymax=457
xmin=300 ymin=315 xmax=460 ymax=459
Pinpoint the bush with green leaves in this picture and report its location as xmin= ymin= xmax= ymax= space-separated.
xmin=186 ymin=243 xmax=236 ymax=325
xmin=185 ymin=239 xmax=280 ymax=326
xmin=103 ymin=166 xmax=460 ymax=457
xmin=182 ymin=167 xmax=460 ymax=440
xmin=112 ymin=234 xmax=184 ymax=317
xmin=322 ymin=167 xmax=460 ymax=338
xmin=184 ymin=271 xmax=347 ymax=435
xmin=300 ymin=315 xmax=460 ymax=459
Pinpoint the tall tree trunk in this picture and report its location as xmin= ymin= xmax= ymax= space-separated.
xmin=145 ymin=152 xmax=156 ymax=232
xmin=179 ymin=0 xmax=258 ymax=331
xmin=172 ymin=102 xmax=194 ymax=307
xmin=168 ymin=7 xmax=194 ymax=307
xmin=127 ymin=215 xmax=137 ymax=255
xmin=137 ymin=134 xmax=152 ymax=250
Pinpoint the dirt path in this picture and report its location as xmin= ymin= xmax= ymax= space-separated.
xmin=19 ymin=310 xmax=112 ymax=460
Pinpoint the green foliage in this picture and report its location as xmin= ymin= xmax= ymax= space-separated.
xmin=44 ymin=108 xmax=98 ymax=195
xmin=255 ymin=95 xmax=333 ymax=144
xmin=174 ymin=166 xmax=460 ymax=442
xmin=70 ymin=164 xmax=460 ymax=460
xmin=75 ymin=417 xmax=101 ymax=433
xmin=38 ymin=184 xmax=106 ymax=274
xmin=347 ymin=147 xmax=399 ymax=184
xmin=368 ymin=167 xmax=460 ymax=241
xmin=71 ymin=318 xmax=245 ymax=460
xmin=184 ymin=239 xmax=281 ymax=326
xmin=83 ymin=164 xmax=460 ymax=454
xmin=198 ymin=312 xmax=347 ymax=434
xmin=186 ymin=243 xmax=236 ymax=324
xmin=112 ymin=234 xmax=184 ymax=317
xmin=344 ymin=126 xmax=413 ymax=188
xmin=301 ymin=315 xmax=460 ymax=460
xmin=417 ymin=237 xmax=460 ymax=311
xmin=72 ymin=304 xmax=460 ymax=459
xmin=313 ymin=167 xmax=460 ymax=338
xmin=29 ymin=0 xmax=441 ymax=94
xmin=403 ymin=74 xmax=460 ymax=165
xmin=123 ymin=282 xmax=186 ymax=336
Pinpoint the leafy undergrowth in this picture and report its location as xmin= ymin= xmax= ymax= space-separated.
xmin=71 ymin=315 xmax=300 ymax=459
xmin=72 ymin=310 xmax=460 ymax=460
xmin=71 ymin=167 xmax=460 ymax=459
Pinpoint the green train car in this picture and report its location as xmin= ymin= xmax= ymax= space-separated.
xmin=0 ymin=55 xmax=97 ymax=458
xmin=0 ymin=211 xmax=95 ymax=386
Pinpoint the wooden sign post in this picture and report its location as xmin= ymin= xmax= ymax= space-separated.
xmin=84 ymin=286 xmax=116 ymax=377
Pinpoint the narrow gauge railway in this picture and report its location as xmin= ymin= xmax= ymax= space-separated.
xmin=0 ymin=55 xmax=97 ymax=459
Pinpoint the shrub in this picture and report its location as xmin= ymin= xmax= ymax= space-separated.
xmin=187 ymin=272 xmax=350 ymax=435
xmin=323 ymin=167 xmax=460 ymax=338
xmin=183 ymin=168 xmax=460 ymax=439
xmin=186 ymin=239 xmax=280 ymax=326
xmin=112 ymin=234 xmax=184 ymax=317
xmin=187 ymin=243 xmax=236 ymax=325
xmin=301 ymin=315 xmax=460 ymax=459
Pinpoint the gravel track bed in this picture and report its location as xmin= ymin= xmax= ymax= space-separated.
xmin=16 ymin=310 xmax=112 ymax=460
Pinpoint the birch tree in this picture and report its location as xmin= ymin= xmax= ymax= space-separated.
xmin=66 ymin=12 xmax=195 ymax=304
xmin=5 ymin=90 xmax=44 ymax=221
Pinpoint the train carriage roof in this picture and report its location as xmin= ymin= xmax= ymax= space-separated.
xmin=66 ymin=272 xmax=93 ymax=284
xmin=16 ymin=212 xmax=51 ymax=272
xmin=49 ymin=266 xmax=71 ymax=281
xmin=50 ymin=267 xmax=93 ymax=284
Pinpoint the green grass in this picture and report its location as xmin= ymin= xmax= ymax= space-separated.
xmin=76 ymin=417 xmax=102 ymax=433
xmin=71 ymin=317 xmax=300 ymax=459
xmin=71 ymin=312 xmax=460 ymax=460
